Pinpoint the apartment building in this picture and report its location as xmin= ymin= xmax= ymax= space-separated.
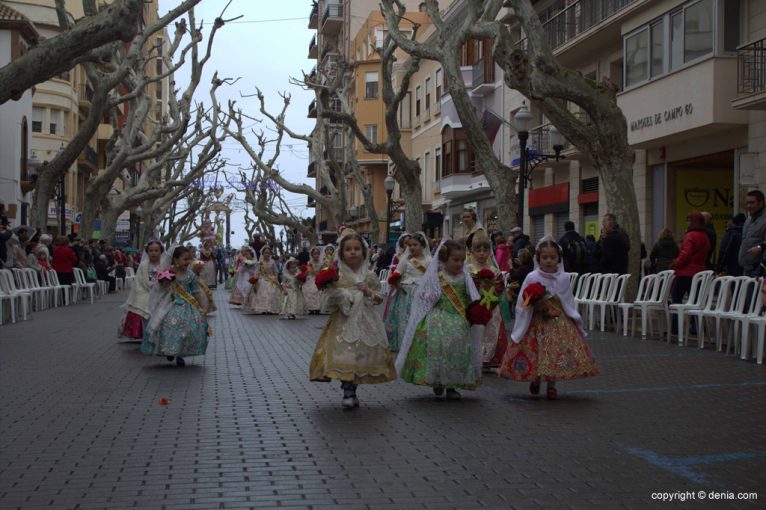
xmin=0 ymin=3 xmax=38 ymax=225
xmin=502 ymin=0 xmax=762 ymax=253
xmin=306 ymin=0 xmax=421 ymax=243
xmin=7 ymin=0 xmax=168 ymax=242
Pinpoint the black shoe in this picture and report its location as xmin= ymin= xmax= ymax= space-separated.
xmin=166 ymin=356 xmax=175 ymax=362
xmin=433 ymin=386 xmax=445 ymax=396
xmin=176 ymin=357 xmax=185 ymax=367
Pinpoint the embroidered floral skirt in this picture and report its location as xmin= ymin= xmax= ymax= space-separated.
xmin=229 ymin=285 xmax=244 ymax=305
xmin=310 ymin=312 xmax=396 ymax=384
xmin=400 ymin=298 xmax=480 ymax=390
xmin=384 ymin=285 xmax=415 ymax=352
xmin=303 ymin=276 xmax=322 ymax=311
xmin=140 ymin=302 xmax=208 ymax=358
xmin=244 ymin=280 xmax=283 ymax=314
xmin=498 ymin=315 xmax=598 ymax=382
xmin=282 ymin=288 xmax=307 ymax=316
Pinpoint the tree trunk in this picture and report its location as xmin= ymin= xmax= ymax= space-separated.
xmin=78 ymin=195 xmax=102 ymax=242
xmin=30 ymin=172 xmax=57 ymax=233
xmin=98 ymin=207 xmax=120 ymax=245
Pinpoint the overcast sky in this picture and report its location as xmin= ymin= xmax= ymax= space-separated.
xmin=158 ymin=0 xmax=316 ymax=248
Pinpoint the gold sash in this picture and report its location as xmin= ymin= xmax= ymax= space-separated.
xmin=438 ymin=272 xmax=468 ymax=321
xmin=410 ymin=258 xmax=427 ymax=274
xmin=260 ymin=268 xmax=287 ymax=294
xmin=175 ymin=281 xmax=212 ymax=336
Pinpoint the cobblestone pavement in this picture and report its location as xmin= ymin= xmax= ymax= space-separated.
xmin=1 ymin=288 xmax=765 ymax=510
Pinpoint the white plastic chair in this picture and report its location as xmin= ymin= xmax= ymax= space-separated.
xmin=574 ymin=273 xmax=598 ymax=315
xmin=44 ymin=270 xmax=71 ymax=307
xmin=667 ymin=270 xmax=714 ymax=345
xmin=686 ymin=276 xmax=735 ymax=349
xmin=618 ymin=274 xmax=656 ymax=337
xmin=73 ymin=268 xmax=96 ymax=304
xmin=631 ymin=270 xmax=674 ymax=340
xmin=724 ymin=277 xmax=760 ymax=356
xmin=0 ymin=278 xmax=18 ymax=324
xmin=572 ymin=272 xmax=591 ymax=301
xmin=18 ymin=268 xmax=49 ymax=311
xmin=583 ymin=274 xmax=616 ymax=330
xmin=379 ymin=269 xmax=390 ymax=296
xmin=590 ymin=274 xmax=629 ymax=333
xmin=0 ymin=269 xmax=31 ymax=321
xmin=124 ymin=266 xmax=136 ymax=289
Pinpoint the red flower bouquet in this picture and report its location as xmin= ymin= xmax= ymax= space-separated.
xmin=157 ymin=269 xmax=176 ymax=283
xmin=296 ymin=272 xmax=307 ymax=285
xmin=387 ymin=271 xmax=402 ymax=286
xmin=522 ymin=282 xmax=546 ymax=307
xmin=467 ymin=300 xmax=493 ymax=326
xmin=248 ymin=276 xmax=259 ymax=285
xmin=475 ymin=268 xmax=496 ymax=281
xmin=299 ymin=264 xmax=310 ymax=274
xmin=315 ymin=266 xmax=339 ymax=290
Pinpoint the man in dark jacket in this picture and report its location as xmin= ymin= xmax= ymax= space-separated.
xmin=509 ymin=227 xmax=530 ymax=258
xmin=738 ymin=190 xmax=766 ymax=277
xmin=716 ymin=214 xmax=745 ymax=276
xmin=595 ymin=214 xmax=629 ymax=274
xmin=701 ymin=211 xmax=716 ymax=269
xmin=558 ymin=221 xmax=587 ymax=273
xmin=296 ymin=246 xmax=310 ymax=266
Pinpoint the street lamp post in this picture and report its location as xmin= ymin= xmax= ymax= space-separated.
xmin=135 ymin=205 xmax=143 ymax=248
xmin=384 ymin=174 xmax=395 ymax=245
xmin=514 ymin=102 xmax=565 ymax=230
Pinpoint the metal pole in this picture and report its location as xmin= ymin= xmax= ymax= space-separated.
xmin=385 ymin=190 xmax=392 ymax=245
xmin=226 ymin=210 xmax=231 ymax=247
xmin=59 ymin=174 xmax=66 ymax=236
xmin=517 ymin=131 xmax=529 ymax=229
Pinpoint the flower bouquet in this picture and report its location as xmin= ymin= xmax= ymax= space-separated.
xmin=315 ymin=266 xmax=339 ymax=290
xmin=299 ymin=264 xmax=310 ymax=274
xmin=296 ymin=272 xmax=307 ymax=286
xmin=522 ymin=282 xmax=560 ymax=320
xmin=243 ymin=259 xmax=255 ymax=267
xmin=387 ymin=271 xmax=402 ymax=287
xmin=192 ymin=261 xmax=205 ymax=274
xmin=248 ymin=275 xmax=259 ymax=286
xmin=466 ymin=300 xmax=493 ymax=326
xmin=158 ymin=269 xmax=176 ymax=285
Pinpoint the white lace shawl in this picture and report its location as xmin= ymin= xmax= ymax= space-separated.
xmin=511 ymin=237 xmax=585 ymax=343
xmin=324 ymin=260 xmax=388 ymax=349
xmin=145 ymin=244 xmax=183 ymax=341
xmin=395 ymin=240 xmax=482 ymax=376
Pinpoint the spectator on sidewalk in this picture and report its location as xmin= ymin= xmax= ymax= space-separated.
xmin=595 ymin=214 xmax=630 ymax=274
xmin=649 ymin=229 xmax=679 ymax=273
xmin=509 ymin=226 xmax=530 ymax=258
xmin=739 ymin=190 xmax=766 ymax=277
xmin=51 ymin=235 xmax=78 ymax=286
xmin=559 ymin=221 xmax=588 ymax=273
xmin=670 ymin=212 xmax=710 ymax=333
xmin=716 ymin=214 xmax=745 ymax=276
xmin=701 ymin=211 xmax=717 ymax=270
xmin=495 ymin=235 xmax=511 ymax=272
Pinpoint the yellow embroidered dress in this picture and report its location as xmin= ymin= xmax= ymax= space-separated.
xmin=310 ymin=264 xmax=396 ymax=384
xmin=243 ymin=259 xmax=284 ymax=314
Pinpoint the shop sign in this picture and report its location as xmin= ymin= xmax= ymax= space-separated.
xmin=674 ymin=169 xmax=733 ymax=253
xmin=630 ymin=103 xmax=694 ymax=132
xmin=47 ymin=205 xmax=74 ymax=221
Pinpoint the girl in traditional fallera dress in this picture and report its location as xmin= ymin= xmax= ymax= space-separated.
xmin=229 ymin=246 xmax=256 ymax=305
xmin=382 ymin=232 xmax=411 ymax=321
xmin=303 ymin=247 xmax=324 ymax=314
xmin=244 ymin=245 xmax=284 ymax=314
xmin=322 ymin=245 xmax=336 ymax=267
xmin=281 ymin=259 xmax=307 ymax=319
xmin=120 ymin=240 xmax=163 ymax=340
xmin=467 ymin=238 xmax=509 ymax=369
xmin=140 ymin=246 xmax=210 ymax=367
xmin=199 ymin=241 xmax=217 ymax=288
xmin=498 ymin=237 xmax=598 ymax=399
xmin=310 ymin=230 xmax=396 ymax=409
xmin=384 ymin=232 xmax=431 ymax=352
xmin=398 ymin=240 xmax=484 ymax=400
xmin=191 ymin=258 xmax=217 ymax=314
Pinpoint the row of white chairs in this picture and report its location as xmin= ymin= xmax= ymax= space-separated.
xmin=0 ymin=267 xmax=112 ymax=325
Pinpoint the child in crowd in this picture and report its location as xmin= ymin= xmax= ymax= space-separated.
xmin=398 ymin=240 xmax=483 ymax=400
xmin=141 ymin=245 xmax=210 ymax=367
xmin=310 ymin=229 xmax=396 ymax=409
xmin=384 ymin=232 xmax=431 ymax=352
xmin=229 ymin=246 xmax=256 ymax=305
xmin=244 ymin=245 xmax=283 ymax=314
xmin=499 ymin=237 xmax=598 ymax=399
xmin=322 ymin=245 xmax=336 ymax=267
xmin=303 ymin=247 xmax=324 ymax=314
xmin=191 ymin=257 xmax=216 ymax=315
xmin=120 ymin=240 xmax=163 ymax=340
xmin=467 ymin=238 xmax=509 ymax=369
xmin=281 ymin=259 xmax=307 ymax=319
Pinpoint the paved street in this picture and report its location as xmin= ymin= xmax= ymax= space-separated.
xmin=1 ymin=288 xmax=764 ymax=510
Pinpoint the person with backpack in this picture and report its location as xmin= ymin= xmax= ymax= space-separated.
xmin=559 ymin=221 xmax=587 ymax=273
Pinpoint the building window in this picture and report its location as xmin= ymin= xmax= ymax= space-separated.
xmin=32 ymin=107 xmax=43 ymax=133
xmin=49 ymin=109 xmax=58 ymax=135
xmin=625 ymin=30 xmax=649 ymax=87
xmin=365 ymin=72 xmax=379 ymax=99
xmin=423 ymin=151 xmax=430 ymax=196
xmin=457 ymin=140 xmax=468 ymax=172
xmin=624 ymin=0 xmax=716 ymax=88
xmin=683 ymin=0 xmax=714 ymax=62
xmin=435 ymin=147 xmax=441 ymax=181
xmin=156 ymin=37 xmax=163 ymax=55
xmin=415 ymin=85 xmax=421 ymax=120
xmin=435 ymin=68 xmax=442 ymax=100
xmin=425 ymin=77 xmax=431 ymax=113
xmin=156 ymin=58 xmax=163 ymax=76
xmin=364 ymin=124 xmax=378 ymax=145
xmin=399 ymin=92 xmax=411 ymax=129
xmin=156 ymin=83 xmax=162 ymax=99
xmin=443 ymin=141 xmax=452 ymax=176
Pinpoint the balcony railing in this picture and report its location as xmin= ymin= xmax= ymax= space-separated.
xmin=528 ymin=123 xmax=571 ymax=155
xmin=78 ymin=83 xmax=94 ymax=105
xmin=323 ymin=147 xmax=344 ymax=161
xmin=308 ymin=2 xmax=318 ymax=29
xmin=518 ymin=0 xmax=637 ymax=52
xmin=322 ymin=3 xmax=343 ymax=26
xmin=471 ymin=58 xmax=495 ymax=88
xmin=309 ymin=34 xmax=317 ymax=58
xmin=78 ymin=145 xmax=98 ymax=169
xmin=737 ymin=38 xmax=766 ymax=96
xmin=308 ymin=99 xmax=317 ymax=118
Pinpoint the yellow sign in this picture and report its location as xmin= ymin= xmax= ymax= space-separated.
xmin=584 ymin=220 xmax=599 ymax=239
xmin=674 ymin=168 xmax=733 ymax=256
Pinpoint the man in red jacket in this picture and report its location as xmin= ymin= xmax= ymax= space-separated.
xmin=670 ymin=211 xmax=711 ymax=334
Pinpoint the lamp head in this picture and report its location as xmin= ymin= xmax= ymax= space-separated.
xmin=384 ymin=174 xmax=395 ymax=192
xmin=514 ymin=102 xmax=533 ymax=134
